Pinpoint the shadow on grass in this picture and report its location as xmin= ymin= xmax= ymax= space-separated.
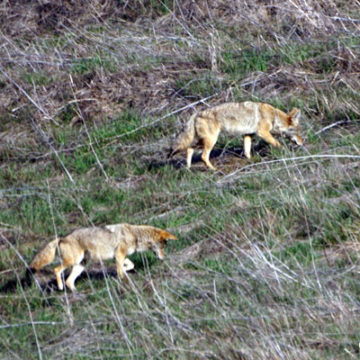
xmin=0 ymin=267 xmax=136 ymax=294
xmin=150 ymin=141 xmax=271 ymax=170
xmin=0 ymin=270 xmax=35 ymax=293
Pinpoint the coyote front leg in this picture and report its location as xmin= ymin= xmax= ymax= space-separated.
xmin=123 ymin=258 xmax=135 ymax=272
xmin=115 ymin=247 xmax=127 ymax=279
xmin=243 ymin=135 xmax=252 ymax=159
xmin=257 ymin=123 xmax=282 ymax=149
xmin=186 ymin=148 xmax=194 ymax=168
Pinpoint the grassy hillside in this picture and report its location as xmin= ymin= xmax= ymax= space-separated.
xmin=1 ymin=1 xmax=359 ymax=359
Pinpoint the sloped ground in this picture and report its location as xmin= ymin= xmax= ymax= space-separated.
xmin=0 ymin=1 xmax=360 ymax=359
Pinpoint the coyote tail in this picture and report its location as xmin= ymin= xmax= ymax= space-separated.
xmin=29 ymin=238 xmax=60 ymax=271
xmin=168 ymin=112 xmax=197 ymax=158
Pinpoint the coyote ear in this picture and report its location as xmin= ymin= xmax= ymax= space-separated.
xmin=288 ymin=108 xmax=300 ymax=125
xmin=160 ymin=230 xmax=177 ymax=241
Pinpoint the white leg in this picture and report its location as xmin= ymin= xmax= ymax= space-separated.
xmin=122 ymin=258 xmax=135 ymax=272
xmin=186 ymin=148 xmax=194 ymax=168
xmin=244 ymin=135 xmax=252 ymax=159
xmin=65 ymin=265 xmax=85 ymax=291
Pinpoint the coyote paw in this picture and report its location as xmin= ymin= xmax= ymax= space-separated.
xmin=123 ymin=258 xmax=135 ymax=272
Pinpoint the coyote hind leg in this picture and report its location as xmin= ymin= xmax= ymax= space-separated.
xmin=200 ymin=125 xmax=220 ymax=170
xmin=54 ymin=264 xmax=67 ymax=291
xmin=201 ymin=138 xmax=218 ymax=170
xmin=65 ymin=264 xmax=85 ymax=291
xmin=55 ymin=244 xmax=84 ymax=291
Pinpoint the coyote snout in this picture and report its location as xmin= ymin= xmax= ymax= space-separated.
xmin=169 ymin=101 xmax=304 ymax=170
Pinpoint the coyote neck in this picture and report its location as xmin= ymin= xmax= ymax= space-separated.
xmin=272 ymin=108 xmax=288 ymax=133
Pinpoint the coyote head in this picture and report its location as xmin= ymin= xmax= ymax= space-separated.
xmin=284 ymin=108 xmax=303 ymax=146
xmin=152 ymin=230 xmax=178 ymax=260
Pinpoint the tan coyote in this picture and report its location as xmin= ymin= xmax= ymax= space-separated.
xmin=169 ymin=101 xmax=303 ymax=169
xmin=30 ymin=224 xmax=177 ymax=291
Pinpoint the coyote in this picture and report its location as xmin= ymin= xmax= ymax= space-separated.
xmin=169 ymin=101 xmax=303 ymax=170
xmin=29 ymin=224 xmax=177 ymax=291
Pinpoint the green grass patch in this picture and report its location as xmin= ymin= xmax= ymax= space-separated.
xmin=71 ymin=55 xmax=117 ymax=74
xmin=220 ymin=48 xmax=273 ymax=77
xmin=22 ymin=71 xmax=54 ymax=86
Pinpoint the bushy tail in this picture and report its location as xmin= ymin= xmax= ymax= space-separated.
xmin=168 ymin=112 xmax=197 ymax=158
xmin=29 ymin=238 xmax=60 ymax=271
